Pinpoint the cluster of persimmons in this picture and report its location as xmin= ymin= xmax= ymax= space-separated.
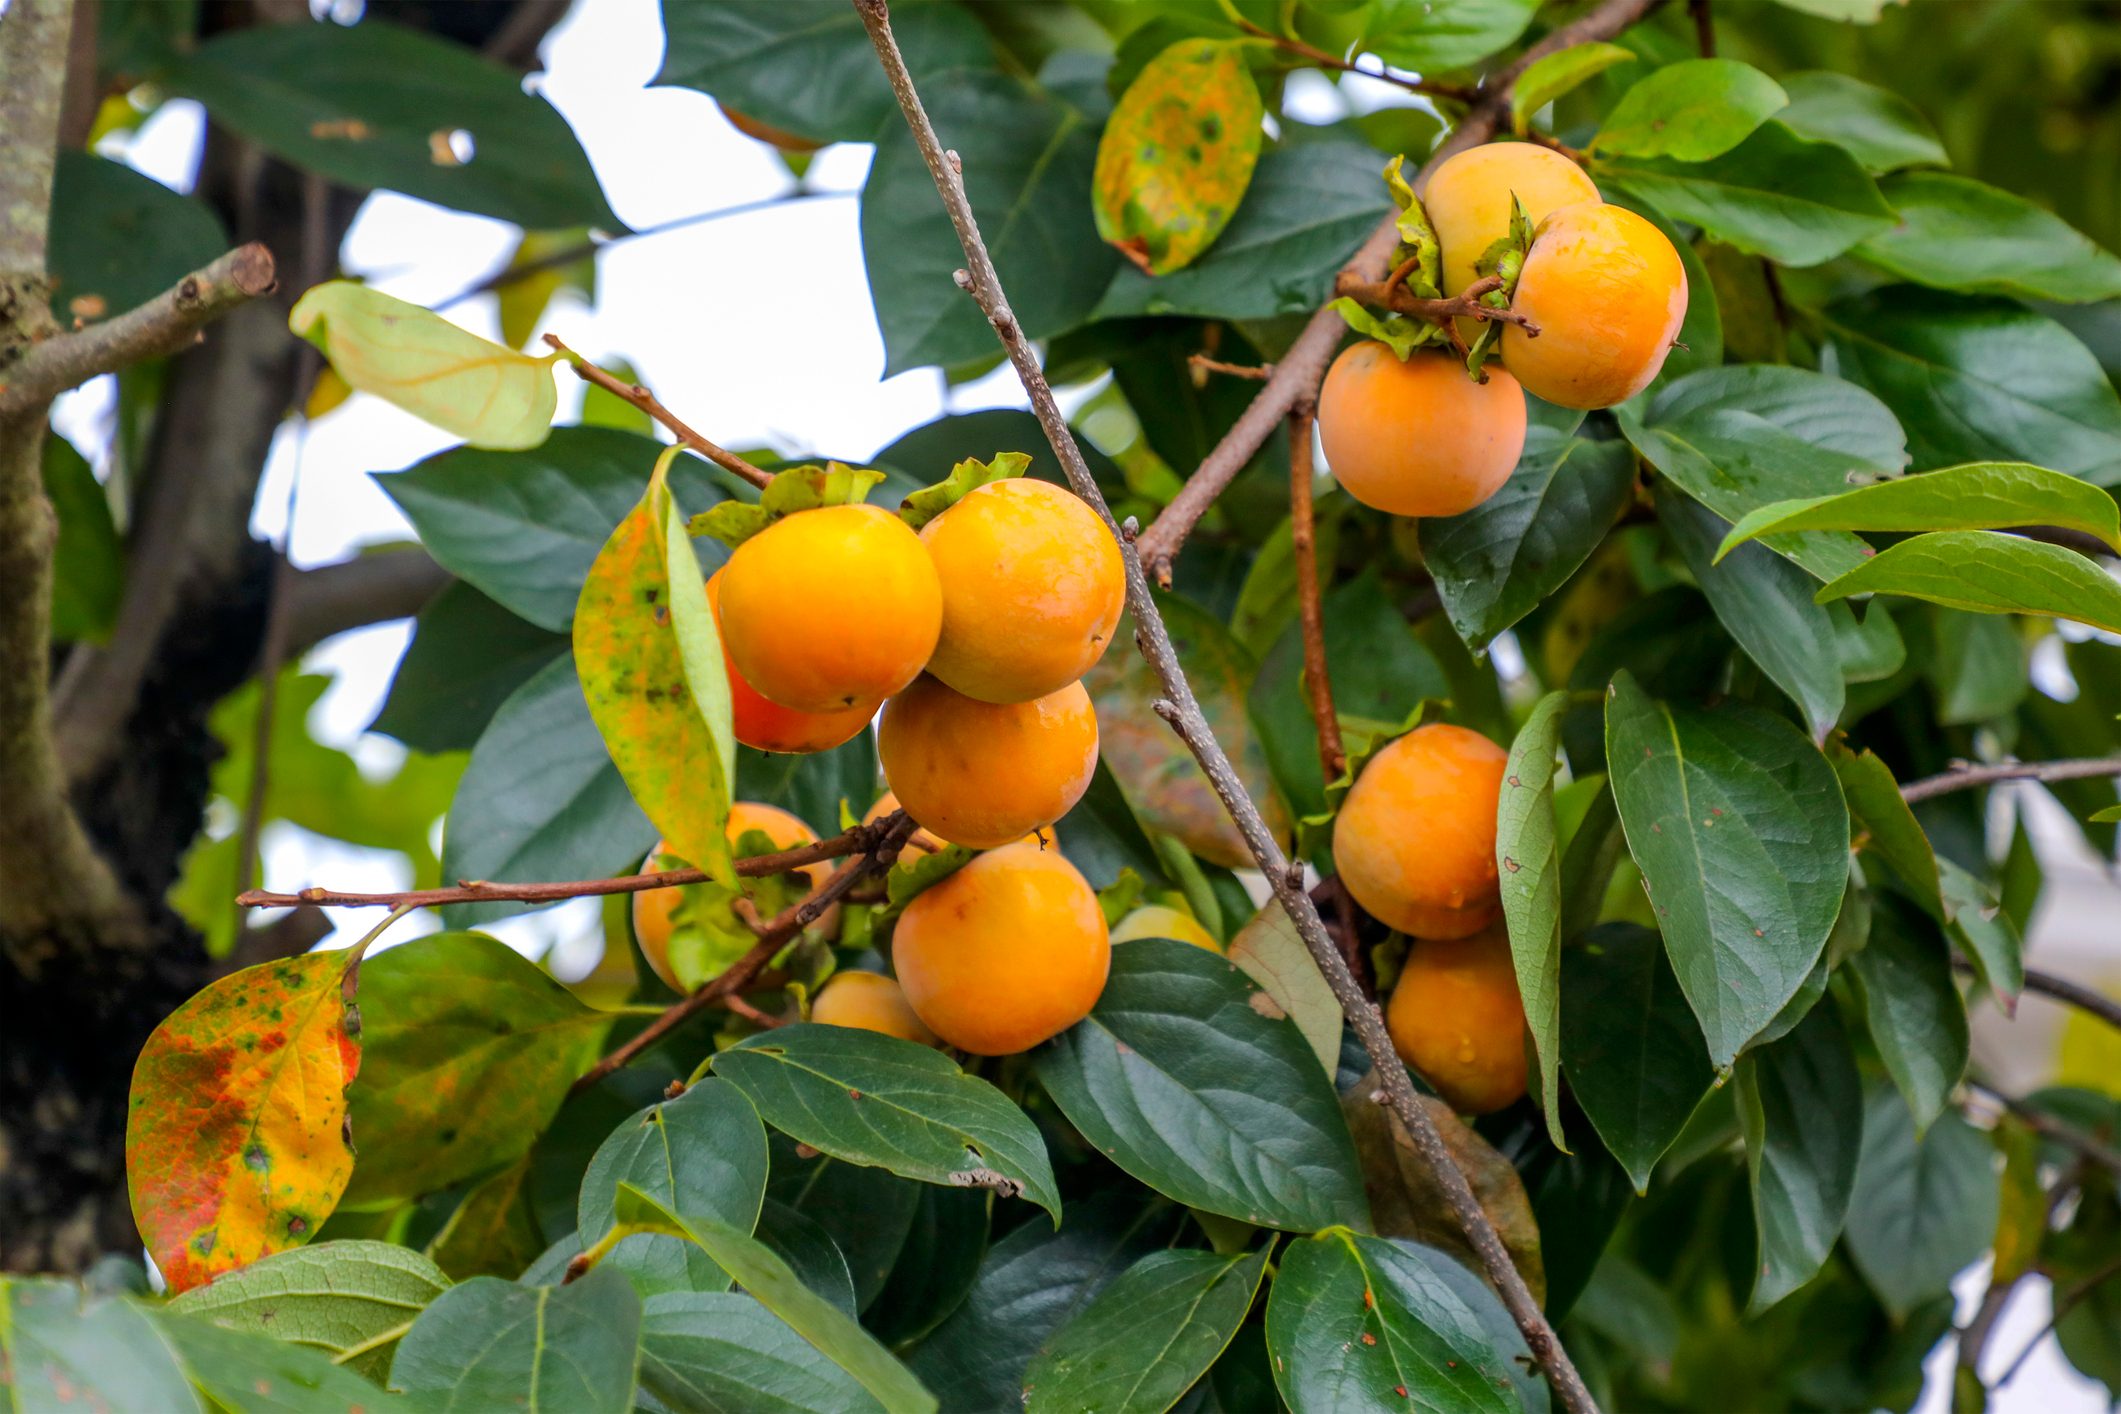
xmin=627 ymin=139 xmax=1666 ymax=1118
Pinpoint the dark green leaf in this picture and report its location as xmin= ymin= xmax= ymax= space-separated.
xmin=863 ymin=73 xmax=1112 ymax=375
xmin=1938 ymin=858 xmax=2023 ymax=1008
xmin=1604 ymin=674 xmax=1850 ymax=1067
xmin=150 ymin=1308 xmax=394 ymax=1411
xmin=40 ymin=433 xmax=124 ymax=644
xmin=1734 ymin=1004 xmax=1863 ymax=1311
xmin=1928 ymin=608 xmax=2029 ymax=725
xmin=1858 ymin=172 xmax=2121 ymax=303
xmin=346 ymin=932 xmax=612 ymax=1204
xmin=1265 ymin=1230 xmax=1515 ymax=1414
xmin=170 ymin=22 xmax=618 ymax=230
xmin=1035 ymin=941 xmax=1368 ymax=1232
xmin=1420 ymin=429 xmax=1633 ymax=653
xmin=638 ymin=1291 xmax=887 ymax=1414
xmin=371 ymin=581 xmax=567 ymax=753
xmin=1844 ymin=1084 xmax=2001 ymax=1317
xmin=48 ymin=151 xmax=226 ymax=323
xmin=1025 ymin=1248 xmax=1268 ymax=1414
xmin=165 ymin=1239 xmax=447 ymax=1384
xmin=429 ymin=1156 xmax=544 ymax=1281
xmin=1562 ymin=924 xmax=1716 ymax=1193
xmin=755 ymin=1198 xmax=858 ymax=1317
xmin=1821 ymin=288 xmax=2121 ymax=483
xmin=1816 ymin=530 xmax=2121 ymax=634
xmin=1827 ymin=742 xmax=1941 ymax=916
xmin=1363 ymin=0 xmax=1539 ymax=72
xmin=1593 ymin=59 xmax=1787 ymax=162
xmin=1497 ymin=690 xmax=1571 ymax=1151
xmin=1597 ymin=122 xmax=1896 ymax=266
xmin=712 ymin=1024 xmax=1061 ymax=1222
xmin=438 ymin=654 xmax=655 ymax=929
xmin=1364 ymin=1241 xmax=1550 ymax=1414
xmin=1774 ymin=70 xmax=1945 ymax=172
xmin=865 ymin=1186 xmax=989 ymax=1346
xmin=1715 ymin=461 xmax=2121 ymax=559
xmin=1850 ymin=900 xmax=1969 ymax=1134
xmin=392 ymin=1265 xmax=642 ymax=1414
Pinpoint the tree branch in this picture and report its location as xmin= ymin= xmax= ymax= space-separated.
xmin=281 ymin=548 xmax=452 ymax=659
xmin=1968 ymin=1080 xmax=2121 ymax=1178
xmin=1288 ymin=405 xmax=1344 ymax=784
xmin=1900 ymin=756 xmax=2121 ymax=804
xmin=1952 ymin=960 xmax=2121 ymax=1034
xmin=543 ymin=334 xmax=774 ymax=489
xmin=0 ymin=244 xmax=279 ymax=418
xmin=1130 ymin=0 xmax=1667 ymax=586
xmin=1335 ymin=271 xmax=1541 ymax=335
xmin=854 ymin=3 xmax=1602 ymax=1408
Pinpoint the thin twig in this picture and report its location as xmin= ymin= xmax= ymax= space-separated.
xmin=1994 ymin=1252 xmax=2121 ymax=1388
xmin=542 ymin=334 xmax=773 ymax=489
xmin=1689 ymin=0 xmax=1716 ymax=57
xmin=1521 ymin=127 xmax=1588 ymax=164
xmin=1336 ymin=272 xmax=1540 ymax=335
xmin=1901 ymin=756 xmax=2121 ymax=804
xmin=1230 ymin=17 xmax=1477 ymax=104
xmin=1189 ymin=353 xmax=1274 ymax=384
xmin=854 ymin=3 xmax=1603 ymax=1408
xmin=723 ymin=993 xmax=786 ymax=1029
xmin=1952 ymin=960 xmax=2121 ymax=1033
xmin=1288 ymin=405 xmax=1344 ymax=785
xmin=1968 ymin=1080 xmax=2121 ymax=1177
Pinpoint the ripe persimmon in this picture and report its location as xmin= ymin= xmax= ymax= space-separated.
xmin=633 ymin=803 xmax=834 ymax=991
xmin=877 ymin=675 xmax=1098 ymax=850
xmin=809 ymin=970 xmax=939 ymax=1046
xmin=1385 ymin=922 xmax=1529 ymax=1115
xmin=718 ymin=504 xmax=941 ymax=713
xmin=920 ymin=478 xmax=1125 ymax=704
xmin=891 ymin=842 xmax=1110 ymax=1054
xmin=1424 ymin=142 xmax=1602 ymax=301
xmin=1318 ymin=345 xmax=1527 ymax=517
xmin=1332 ymin=722 xmax=1507 ymax=940
xmin=1502 ymin=201 xmax=1688 ymax=409
xmin=1110 ymin=904 xmax=1221 ymax=953
xmin=708 ymin=571 xmax=875 ymax=754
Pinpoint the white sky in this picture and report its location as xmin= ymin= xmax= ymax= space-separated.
xmin=49 ymin=0 xmax=2113 ymax=1403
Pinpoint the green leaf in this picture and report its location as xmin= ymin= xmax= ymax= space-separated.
xmin=1363 ymin=0 xmax=1539 ymax=73
xmin=1562 ymin=924 xmax=1716 ymax=1194
xmin=1821 ymin=288 xmax=2121 ymax=483
xmin=638 ymin=1291 xmax=887 ymax=1414
xmin=1938 ymin=858 xmax=2024 ymax=1008
xmin=48 ymin=150 xmax=227 ymax=324
xmin=1265 ymin=1230 xmax=1515 ymax=1414
xmin=1024 ymin=1247 xmax=1269 ymax=1414
xmin=0 ymin=1280 xmax=202 ymax=1411
xmin=1227 ymin=903 xmax=1341 ymax=1077
xmin=767 ymin=1134 xmax=921 ymax=1313
xmin=1363 ymin=1240 xmax=1552 ymax=1414
xmin=906 ymin=1194 xmax=1182 ymax=1413
xmin=1661 ymin=488 xmax=1845 ymax=741
xmin=1605 ymin=676 xmax=1850 ymax=1067
xmin=1814 ymin=530 xmax=2121 ymax=634
xmin=1716 ymin=462 xmax=2121 ymax=560
xmin=1324 ymin=296 xmax=1438 ymax=361
xmin=1850 ymin=900 xmax=1969 ymax=1134
xmin=691 ymin=462 xmax=888 ymax=549
xmin=428 ymin=1156 xmax=543 ymax=1282
xmin=40 ymin=433 xmax=124 ymax=645
xmin=1858 ymin=172 xmax=2121 ymax=304
xmin=378 ymin=427 xmax=719 ymax=633
xmin=290 ymin=282 xmax=557 ymax=451
xmin=438 ymin=654 xmax=655 ymax=929
xmin=1775 ymin=71 xmax=1947 ymax=173
xmin=1928 ymin=609 xmax=2029 ymax=725
xmin=897 ymin=452 xmax=1032 ymax=530
xmin=1093 ymin=39 xmax=1263 ymax=276
xmin=1620 ymin=363 xmax=1906 ymax=580
xmin=1844 ymin=1084 xmax=2002 ymax=1317
xmin=865 ymin=1185 xmax=991 ymax=1346
xmin=1420 ymin=428 xmax=1634 ymax=653
xmin=1092 ymin=142 xmax=1390 ymax=323
xmin=1827 ymin=741 xmax=1941 ymax=916
xmin=1593 ymin=59 xmax=1788 ymax=162
xmin=711 ymin=1023 xmax=1062 ymax=1223
xmin=170 ymin=21 xmax=617 ymax=229
xmin=611 ymin=1183 xmax=936 ymax=1414
xmin=344 ymin=933 xmax=613 ymax=1204
xmin=372 ymin=582 xmax=567 ymax=754
xmin=863 ymin=73 xmax=1113 ymax=375
xmin=654 ymin=0 xmax=993 ymax=146
xmin=164 ymin=1239 xmax=448 ymax=1384
xmin=577 ymin=1079 xmax=769 ymax=1299
xmin=495 ymin=228 xmax=596 ymax=351
xmin=877 ymin=409 xmax=1126 ymax=500
xmin=151 ymin=1308 xmax=399 ymax=1410
xmin=755 ymin=1198 xmax=859 ymax=1317
xmin=393 ymin=1266 xmax=640 ymax=1413
xmin=1734 ymin=1003 xmax=1863 ymax=1312
xmin=1035 ymin=941 xmax=1368 ymax=1233
xmin=1513 ymin=42 xmax=1636 ymax=128
xmin=1496 ymin=690 xmax=1570 ymax=1151
xmin=1597 ymin=121 xmax=1896 ymax=266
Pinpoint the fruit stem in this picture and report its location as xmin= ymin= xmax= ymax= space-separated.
xmin=542 ymin=333 xmax=775 ymax=490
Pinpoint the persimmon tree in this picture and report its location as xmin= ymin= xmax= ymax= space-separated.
xmin=2 ymin=1 xmax=2120 ymax=1411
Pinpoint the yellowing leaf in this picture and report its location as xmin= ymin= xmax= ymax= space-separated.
xmin=497 ymin=227 xmax=597 ymax=350
xmin=289 ymin=280 xmax=557 ymax=450
xmin=1093 ymin=39 xmax=1263 ymax=276
xmin=126 ymin=950 xmax=366 ymax=1293
xmin=574 ymin=451 xmax=736 ymax=886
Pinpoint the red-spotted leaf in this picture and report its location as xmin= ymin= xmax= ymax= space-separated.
xmin=126 ymin=949 xmax=366 ymax=1293
xmin=1093 ymin=39 xmax=1263 ymax=275
xmin=574 ymin=451 xmax=736 ymax=885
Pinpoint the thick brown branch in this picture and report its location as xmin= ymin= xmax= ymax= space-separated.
xmin=1336 ymin=271 xmax=1541 ymax=335
xmin=1288 ymin=406 xmax=1344 ymax=784
xmin=0 ymin=245 xmax=279 ymax=418
xmin=1900 ymin=756 xmax=2121 ymax=804
xmin=853 ymin=3 xmax=1607 ymax=1408
xmin=543 ymin=334 xmax=773 ymax=490
xmin=281 ymin=548 xmax=452 ymax=658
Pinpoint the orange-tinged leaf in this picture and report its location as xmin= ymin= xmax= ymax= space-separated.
xmin=575 ymin=454 xmax=736 ymax=885
xmin=1093 ymin=39 xmax=1264 ymax=276
xmin=126 ymin=949 xmax=365 ymax=1294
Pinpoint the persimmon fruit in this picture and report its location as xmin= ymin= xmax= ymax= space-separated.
xmin=920 ymin=478 xmax=1126 ymax=705
xmin=633 ymin=803 xmax=834 ymax=991
xmin=809 ymin=970 xmax=939 ymax=1046
xmin=1332 ymin=722 xmax=1507 ymax=940
xmin=1318 ymin=344 xmax=1527 ymax=517
xmin=1385 ymin=922 xmax=1529 ymax=1115
xmin=891 ymin=842 xmax=1110 ymax=1054
xmin=877 ymin=675 xmax=1098 ymax=850
xmin=718 ymin=504 xmax=941 ymax=713
xmin=1503 ymin=201 xmax=1688 ymax=409
xmin=1424 ymin=142 xmax=1602 ymax=301
xmin=707 ymin=571 xmax=875 ymax=754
